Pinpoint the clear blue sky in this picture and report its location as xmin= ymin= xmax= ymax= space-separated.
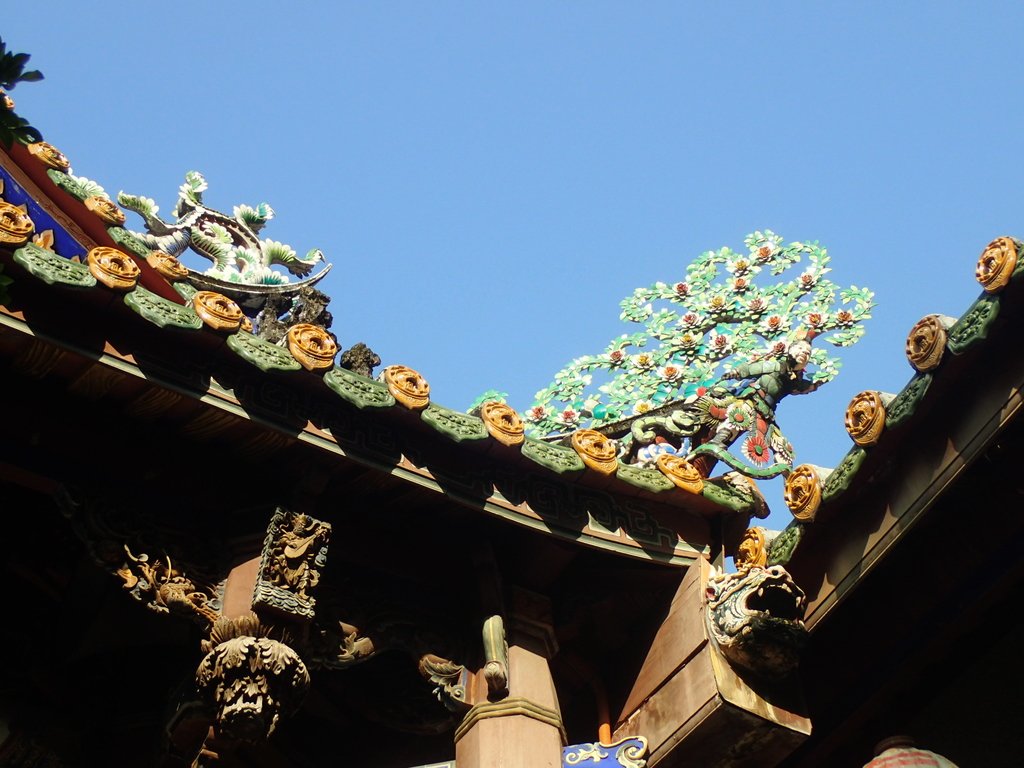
xmin=6 ymin=3 xmax=1022 ymax=528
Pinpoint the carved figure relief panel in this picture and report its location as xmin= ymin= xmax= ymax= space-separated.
xmin=252 ymin=507 xmax=331 ymax=621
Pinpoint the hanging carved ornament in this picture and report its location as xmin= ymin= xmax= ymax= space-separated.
xmin=480 ymin=402 xmax=525 ymax=447
xmin=845 ymin=390 xmax=890 ymax=447
xmin=146 ymin=250 xmax=189 ymax=281
xmin=83 ymin=195 xmax=126 ymax=226
xmin=253 ymin=508 xmax=331 ymax=621
xmin=654 ymin=453 xmax=704 ymax=493
xmin=418 ymin=654 xmax=471 ymax=713
xmin=905 ymin=314 xmax=953 ymax=372
xmin=196 ymin=613 xmax=310 ymax=743
xmin=784 ymin=464 xmax=828 ymax=522
xmin=976 ymin=236 xmax=1018 ymax=294
xmin=735 ymin=526 xmax=769 ymax=569
xmin=0 ymin=201 xmax=34 ymax=245
xmin=383 ymin=365 xmax=431 ymax=410
xmin=192 ymin=290 xmax=244 ymax=332
xmin=705 ymin=564 xmax=808 ymax=679
xmin=286 ymin=323 xmax=338 ymax=371
xmin=87 ymin=246 xmax=141 ymax=290
xmin=571 ymin=429 xmax=619 ymax=475
xmin=27 ymin=141 xmax=70 ymax=171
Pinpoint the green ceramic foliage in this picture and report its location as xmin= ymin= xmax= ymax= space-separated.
xmin=324 ymin=366 xmax=396 ymax=410
xmin=422 ymin=403 xmax=488 ymax=444
xmin=884 ymin=373 xmax=932 ymax=430
xmin=124 ymin=285 xmax=202 ymax=330
xmin=226 ymin=332 xmax=302 ymax=373
xmin=947 ymin=295 xmax=1000 ymax=355
xmin=615 ymin=462 xmax=674 ymax=493
xmin=518 ymin=231 xmax=874 ymax=438
xmin=521 ymin=438 xmax=585 ymax=474
xmin=822 ymin=447 xmax=867 ymax=502
xmin=13 ymin=243 xmax=95 ymax=288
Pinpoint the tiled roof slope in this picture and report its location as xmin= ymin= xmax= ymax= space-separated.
xmin=0 ymin=140 xmax=766 ymax=566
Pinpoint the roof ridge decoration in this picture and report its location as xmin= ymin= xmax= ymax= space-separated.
xmin=519 ymin=231 xmax=875 ymax=479
xmin=117 ymin=171 xmax=330 ymax=292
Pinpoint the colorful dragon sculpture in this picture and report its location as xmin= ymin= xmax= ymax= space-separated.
xmin=118 ymin=171 xmax=326 ymax=287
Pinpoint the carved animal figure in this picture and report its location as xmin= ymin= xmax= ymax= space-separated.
xmin=704 ymin=564 xmax=808 ymax=679
xmin=631 ymin=340 xmax=820 ymax=478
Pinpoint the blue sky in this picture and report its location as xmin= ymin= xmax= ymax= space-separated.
xmin=5 ymin=3 xmax=1022 ymax=528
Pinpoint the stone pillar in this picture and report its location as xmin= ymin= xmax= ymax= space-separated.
xmin=455 ymin=589 xmax=564 ymax=768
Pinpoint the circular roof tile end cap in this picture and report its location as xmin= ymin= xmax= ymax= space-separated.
xmin=976 ymin=236 xmax=1018 ymax=294
xmin=905 ymin=314 xmax=956 ymax=373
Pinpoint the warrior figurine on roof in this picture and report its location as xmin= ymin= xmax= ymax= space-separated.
xmin=632 ymin=333 xmax=823 ymax=477
xmin=512 ymin=231 xmax=874 ymax=479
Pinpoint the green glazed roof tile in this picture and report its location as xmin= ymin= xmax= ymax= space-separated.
xmin=226 ymin=331 xmax=302 ymax=373
xmin=46 ymin=169 xmax=91 ymax=202
xmin=822 ymin=446 xmax=867 ymax=502
xmin=422 ymin=403 xmax=488 ymax=443
xmin=173 ymin=281 xmax=198 ymax=301
xmin=615 ymin=462 xmax=674 ymax=493
xmin=13 ymin=243 xmax=96 ymax=288
xmin=107 ymin=226 xmax=151 ymax=259
xmin=124 ymin=285 xmax=202 ymax=330
xmin=324 ymin=365 xmax=396 ymax=409
xmin=699 ymin=479 xmax=752 ymax=513
xmin=947 ymin=294 xmax=1000 ymax=355
xmin=521 ymin=437 xmax=585 ymax=474
xmin=885 ymin=373 xmax=932 ymax=429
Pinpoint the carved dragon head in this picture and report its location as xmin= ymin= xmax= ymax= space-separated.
xmin=704 ymin=564 xmax=808 ymax=679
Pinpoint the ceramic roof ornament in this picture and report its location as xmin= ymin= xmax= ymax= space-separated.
xmin=118 ymin=171 xmax=330 ymax=291
xmin=521 ymin=231 xmax=874 ymax=479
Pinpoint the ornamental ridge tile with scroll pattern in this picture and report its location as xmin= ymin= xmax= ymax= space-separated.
xmin=13 ymin=243 xmax=96 ymax=288
xmin=226 ymin=332 xmax=302 ymax=373
xmin=422 ymin=403 xmax=489 ymax=443
xmin=947 ymin=295 xmax=1000 ymax=354
xmin=124 ymin=285 xmax=203 ymax=330
xmin=521 ymin=438 xmax=585 ymax=474
xmin=884 ymin=373 xmax=932 ymax=429
xmin=324 ymin=366 xmax=396 ymax=410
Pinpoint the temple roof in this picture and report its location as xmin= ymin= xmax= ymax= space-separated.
xmin=0 ymin=137 xmax=770 ymax=568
